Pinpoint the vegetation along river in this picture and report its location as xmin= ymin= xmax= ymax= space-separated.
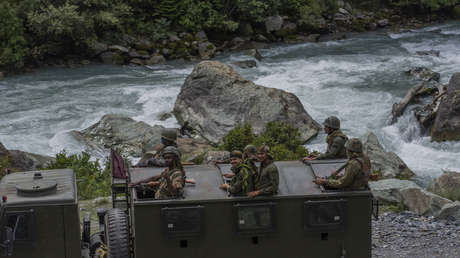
xmin=1 ymin=21 xmax=459 ymax=184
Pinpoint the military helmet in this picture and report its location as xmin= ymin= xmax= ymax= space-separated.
xmin=244 ymin=144 xmax=257 ymax=155
xmin=258 ymin=145 xmax=273 ymax=159
xmin=345 ymin=138 xmax=363 ymax=153
xmin=162 ymin=146 xmax=181 ymax=158
xmin=230 ymin=150 xmax=243 ymax=159
xmin=323 ymin=116 xmax=340 ymax=130
xmin=161 ymin=128 xmax=177 ymax=143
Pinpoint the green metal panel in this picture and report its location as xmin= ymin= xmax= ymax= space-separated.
xmin=131 ymin=160 xmax=371 ymax=258
xmin=133 ymin=196 xmax=371 ymax=258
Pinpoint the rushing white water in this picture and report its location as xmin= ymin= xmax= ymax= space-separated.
xmin=1 ymin=22 xmax=459 ymax=181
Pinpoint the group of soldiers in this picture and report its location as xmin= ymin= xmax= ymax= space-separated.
xmin=129 ymin=115 xmax=370 ymax=200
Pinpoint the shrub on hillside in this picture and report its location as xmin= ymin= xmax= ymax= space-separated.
xmin=220 ymin=122 xmax=310 ymax=161
xmin=0 ymin=2 xmax=28 ymax=69
xmin=45 ymin=151 xmax=111 ymax=200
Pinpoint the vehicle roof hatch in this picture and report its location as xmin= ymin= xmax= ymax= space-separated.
xmin=16 ymin=172 xmax=58 ymax=197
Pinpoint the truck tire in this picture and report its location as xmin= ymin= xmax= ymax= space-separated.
xmin=105 ymin=208 xmax=130 ymax=258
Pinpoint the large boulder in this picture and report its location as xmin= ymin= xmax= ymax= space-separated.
xmin=431 ymin=72 xmax=460 ymax=142
xmin=429 ymin=171 xmax=460 ymax=200
xmin=265 ymin=15 xmax=283 ymax=33
xmin=437 ymin=201 xmax=460 ymax=220
xmin=0 ymin=142 xmax=54 ymax=172
xmin=399 ymin=187 xmax=452 ymax=216
xmin=173 ymin=61 xmax=320 ymax=144
xmin=71 ymin=114 xmax=164 ymax=157
xmin=198 ymin=42 xmax=216 ymax=59
xmin=363 ymin=132 xmax=415 ymax=179
xmin=369 ymin=179 xmax=419 ymax=203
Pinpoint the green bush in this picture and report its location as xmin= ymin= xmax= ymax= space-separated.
xmin=221 ymin=123 xmax=256 ymax=153
xmin=44 ymin=151 xmax=111 ymax=200
xmin=0 ymin=156 xmax=11 ymax=181
xmin=220 ymin=122 xmax=309 ymax=161
xmin=433 ymin=188 xmax=460 ymax=202
xmin=0 ymin=2 xmax=28 ymax=69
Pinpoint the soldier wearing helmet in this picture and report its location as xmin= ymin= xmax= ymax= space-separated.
xmin=313 ymin=138 xmax=371 ymax=189
xmin=130 ymin=146 xmax=186 ymax=199
xmin=135 ymin=128 xmax=179 ymax=167
xmin=220 ymin=150 xmax=254 ymax=195
xmin=223 ymin=145 xmax=258 ymax=180
xmin=303 ymin=116 xmax=348 ymax=161
xmin=247 ymin=145 xmax=279 ymax=198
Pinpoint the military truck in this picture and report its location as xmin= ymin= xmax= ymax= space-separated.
xmin=0 ymin=159 xmax=374 ymax=258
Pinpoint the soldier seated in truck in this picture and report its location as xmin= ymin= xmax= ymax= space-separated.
xmin=303 ymin=116 xmax=348 ymax=161
xmin=135 ymin=128 xmax=179 ymax=167
xmin=313 ymin=138 xmax=370 ymax=190
xmin=220 ymin=150 xmax=254 ymax=196
xmin=248 ymin=145 xmax=279 ymax=198
xmin=130 ymin=146 xmax=186 ymax=199
xmin=223 ymin=144 xmax=258 ymax=179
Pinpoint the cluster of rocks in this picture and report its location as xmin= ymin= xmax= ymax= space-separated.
xmin=391 ymin=68 xmax=460 ymax=142
xmin=70 ymin=60 xmax=320 ymax=162
xmin=369 ymin=170 xmax=460 ymax=220
xmin=0 ymin=142 xmax=54 ymax=172
xmin=372 ymin=211 xmax=460 ymax=257
xmin=90 ymin=31 xmax=217 ymax=66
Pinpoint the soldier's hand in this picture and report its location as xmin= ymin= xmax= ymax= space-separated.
xmin=313 ymin=177 xmax=327 ymax=185
xmin=219 ymin=183 xmax=230 ymax=190
xmin=223 ymin=173 xmax=234 ymax=178
xmin=147 ymin=181 xmax=159 ymax=187
xmin=186 ymin=178 xmax=196 ymax=184
xmin=248 ymin=191 xmax=260 ymax=198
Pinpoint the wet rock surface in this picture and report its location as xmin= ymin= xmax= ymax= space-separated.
xmin=372 ymin=211 xmax=460 ymax=257
xmin=173 ymin=61 xmax=320 ymax=144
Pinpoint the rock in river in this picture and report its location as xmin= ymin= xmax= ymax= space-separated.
xmin=173 ymin=61 xmax=320 ymax=144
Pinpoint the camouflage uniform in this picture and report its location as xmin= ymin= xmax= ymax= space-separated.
xmin=325 ymin=139 xmax=370 ymax=189
xmin=243 ymin=144 xmax=258 ymax=175
xmin=254 ymin=160 xmax=279 ymax=195
xmin=229 ymin=163 xmax=254 ymax=195
xmin=316 ymin=129 xmax=348 ymax=160
xmin=154 ymin=167 xmax=185 ymax=199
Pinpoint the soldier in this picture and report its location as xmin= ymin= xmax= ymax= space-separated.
xmin=303 ymin=116 xmax=348 ymax=161
xmin=130 ymin=146 xmax=186 ymax=199
xmin=248 ymin=145 xmax=279 ymax=198
xmin=135 ymin=128 xmax=178 ymax=167
xmin=223 ymin=145 xmax=258 ymax=179
xmin=220 ymin=150 xmax=254 ymax=195
xmin=313 ymin=138 xmax=370 ymax=190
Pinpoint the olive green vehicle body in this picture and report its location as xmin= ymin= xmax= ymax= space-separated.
xmin=0 ymin=169 xmax=81 ymax=258
xmin=130 ymin=160 xmax=372 ymax=258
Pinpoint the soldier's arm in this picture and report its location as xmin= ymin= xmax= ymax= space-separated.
xmin=229 ymin=169 xmax=250 ymax=194
xmin=316 ymin=137 xmax=346 ymax=160
xmin=326 ymin=161 xmax=358 ymax=188
xmin=258 ymin=166 xmax=279 ymax=195
xmin=171 ymin=171 xmax=185 ymax=190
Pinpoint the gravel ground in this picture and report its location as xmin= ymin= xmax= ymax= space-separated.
xmin=372 ymin=211 xmax=460 ymax=258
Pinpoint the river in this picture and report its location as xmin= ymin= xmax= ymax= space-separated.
xmin=1 ymin=22 xmax=460 ymax=182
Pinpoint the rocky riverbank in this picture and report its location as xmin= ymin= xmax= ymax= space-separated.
xmin=1 ymin=0 xmax=460 ymax=78
xmin=372 ymin=211 xmax=460 ymax=257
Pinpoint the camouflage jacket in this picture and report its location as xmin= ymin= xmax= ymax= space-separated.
xmin=254 ymin=161 xmax=279 ymax=195
xmin=229 ymin=163 xmax=254 ymax=195
xmin=244 ymin=158 xmax=258 ymax=176
xmin=316 ymin=129 xmax=348 ymax=160
xmin=326 ymin=154 xmax=371 ymax=189
xmin=137 ymin=142 xmax=178 ymax=167
xmin=154 ymin=168 xmax=185 ymax=199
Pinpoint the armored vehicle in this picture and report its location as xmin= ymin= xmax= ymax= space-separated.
xmin=0 ymin=159 xmax=373 ymax=258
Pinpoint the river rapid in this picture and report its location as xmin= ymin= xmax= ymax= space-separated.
xmin=1 ymin=22 xmax=460 ymax=183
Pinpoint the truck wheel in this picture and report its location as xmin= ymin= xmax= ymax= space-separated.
xmin=105 ymin=208 xmax=130 ymax=258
